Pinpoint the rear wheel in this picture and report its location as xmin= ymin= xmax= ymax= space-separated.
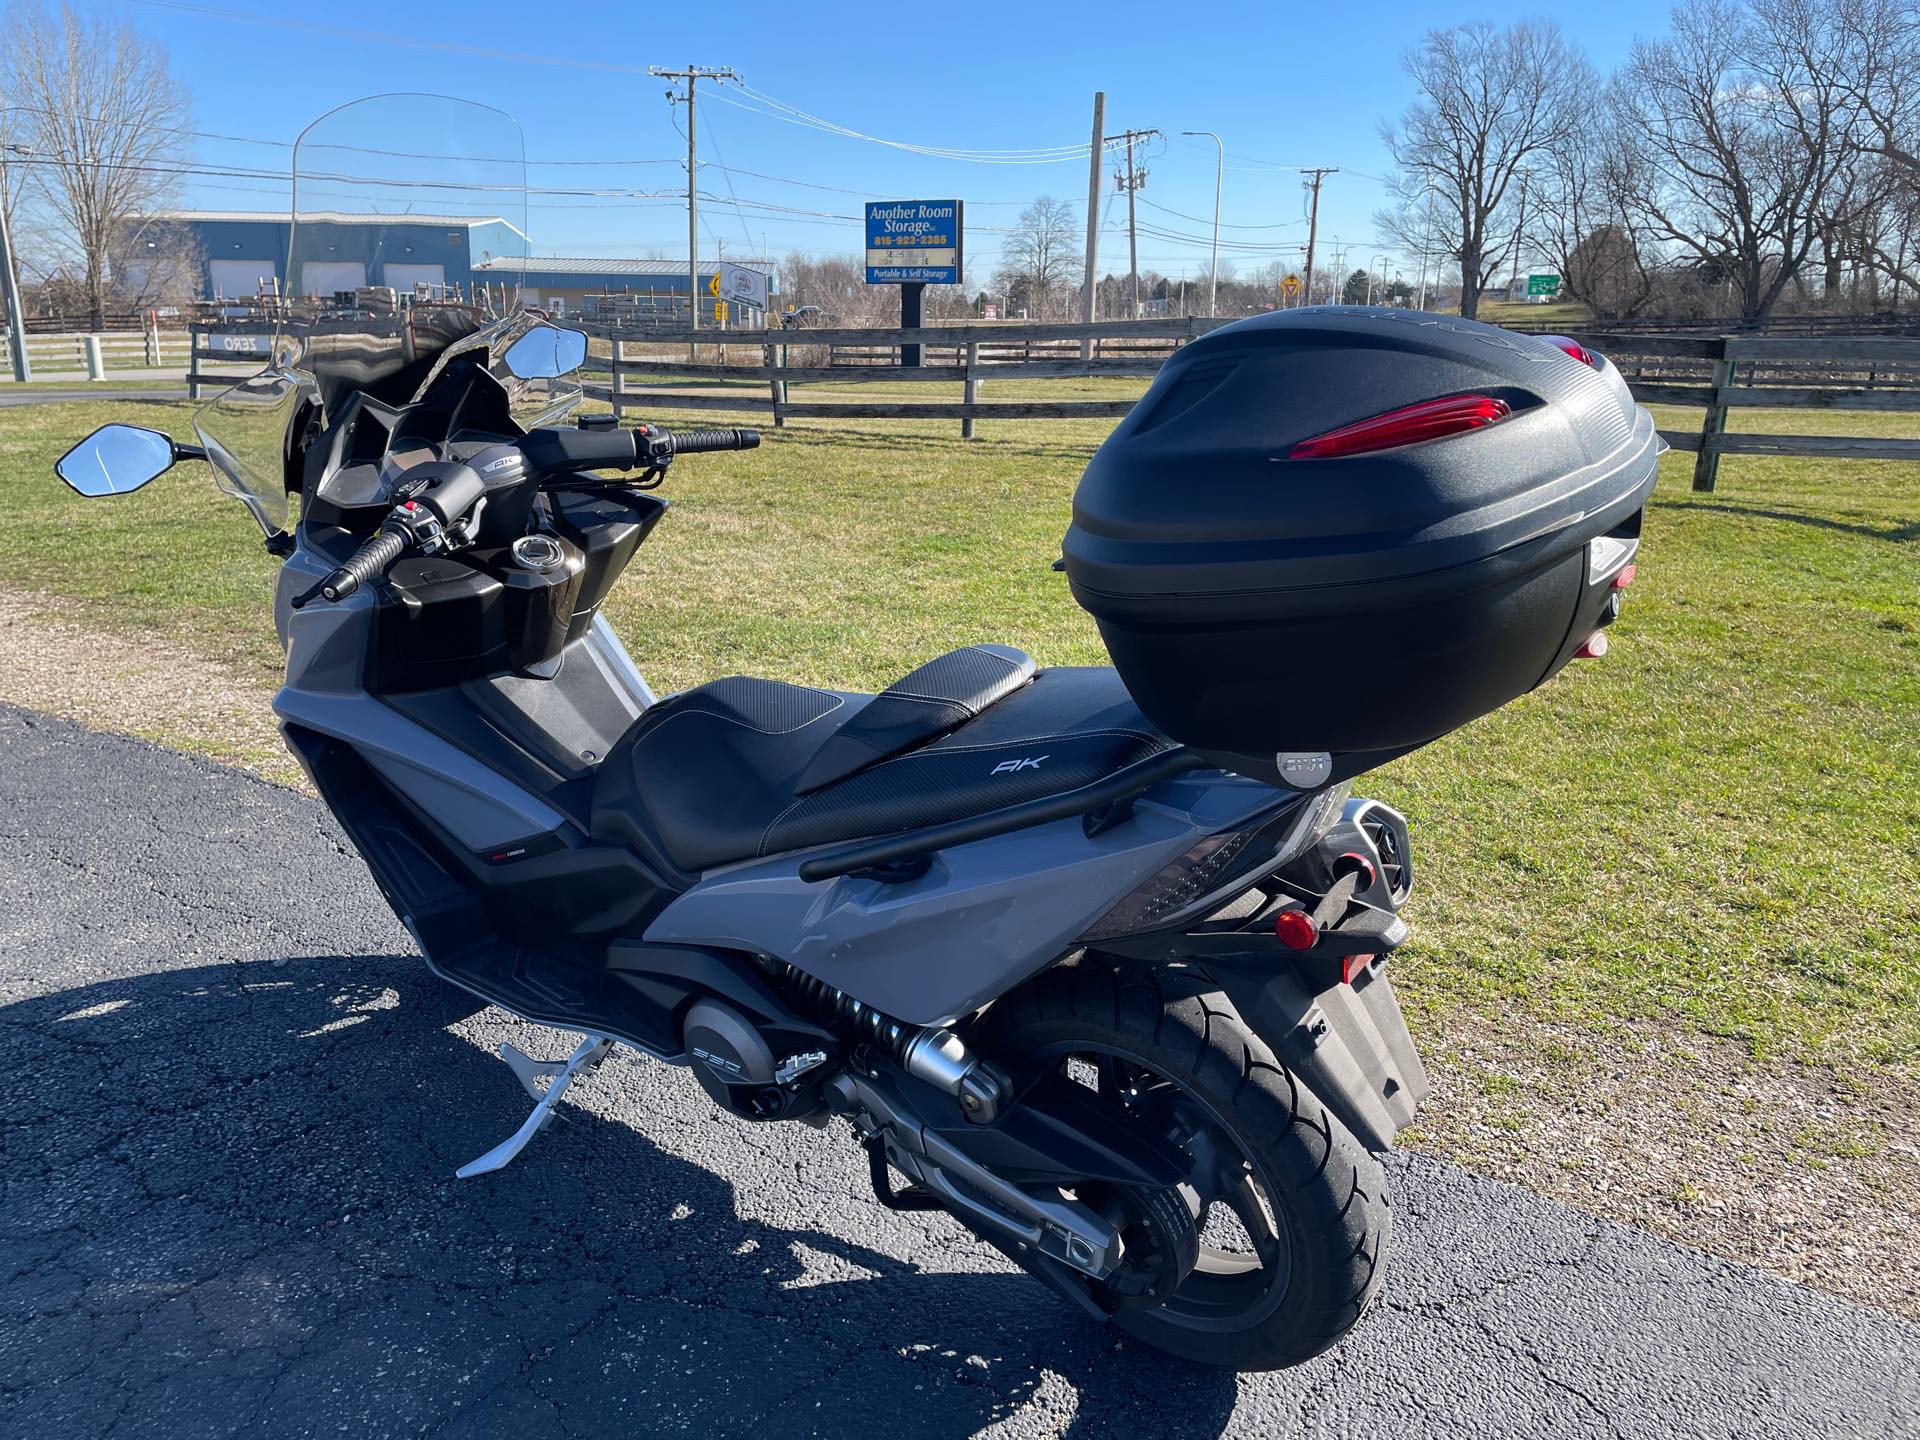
xmin=974 ymin=959 xmax=1390 ymax=1370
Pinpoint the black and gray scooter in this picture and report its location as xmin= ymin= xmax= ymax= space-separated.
xmin=54 ymin=103 xmax=1658 ymax=1374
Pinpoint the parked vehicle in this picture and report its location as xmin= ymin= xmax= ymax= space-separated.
xmin=53 ymin=96 xmax=1659 ymax=1371
xmin=780 ymin=304 xmax=832 ymax=328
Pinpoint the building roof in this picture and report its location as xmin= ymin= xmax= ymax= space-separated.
xmin=474 ymin=255 xmax=774 ymax=276
xmin=151 ymin=209 xmax=516 ymax=227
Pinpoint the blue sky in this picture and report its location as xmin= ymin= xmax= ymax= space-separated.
xmin=124 ymin=0 xmax=1681 ymax=283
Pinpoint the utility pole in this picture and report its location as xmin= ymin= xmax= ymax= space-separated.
xmin=651 ymin=63 xmax=739 ymax=351
xmin=1109 ymin=127 xmax=1159 ymax=318
xmin=1182 ymin=130 xmax=1223 ymax=318
xmin=0 ymin=144 xmax=30 ymax=383
xmin=1080 ymin=91 xmax=1105 ymax=359
xmin=1299 ymin=167 xmax=1337 ymax=308
xmin=1505 ymin=169 xmax=1532 ymax=303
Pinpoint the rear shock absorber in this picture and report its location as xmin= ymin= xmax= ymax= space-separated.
xmin=776 ymin=964 xmax=1007 ymax=1122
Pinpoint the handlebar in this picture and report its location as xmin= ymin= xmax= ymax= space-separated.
xmin=293 ymin=524 xmax=411 ymax=608
xmin=291 ymin=421 xmax=760 ymax=608
xmin=650 ymin=427 xmax=760 ymax=457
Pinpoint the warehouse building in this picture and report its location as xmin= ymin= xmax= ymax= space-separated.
xmin=133 ymin=212 xmax=774 ymax=321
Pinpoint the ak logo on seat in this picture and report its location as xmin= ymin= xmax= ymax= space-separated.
xmin=990 ymin=754 xmax=1049 ymax=775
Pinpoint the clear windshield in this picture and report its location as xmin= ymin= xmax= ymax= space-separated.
xmin=193 ymin=94 xmax=531 ymax=533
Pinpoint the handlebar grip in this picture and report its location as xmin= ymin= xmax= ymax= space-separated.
xmin=660 ymin=427 xmax=760 ymax=455
xmin=317 ymin=527 xmax=409 ymax=603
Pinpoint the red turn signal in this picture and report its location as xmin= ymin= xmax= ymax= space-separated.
xmin=1289 ymin=394 xmax=1512 ymax=460
xmin=1611 ymin=562 xmax=1637 ymax=590
xmin=1576 ymin=631 xmax=1609 ymax=659
xmin=1274 ymin=909 xmax=1319 ymax=950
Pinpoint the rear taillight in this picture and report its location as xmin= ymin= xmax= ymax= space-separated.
xmin=1542 ymin=334 xmax=1600 ymax=368
xmin=1288 ymin=394 xmax=1511 ymax=460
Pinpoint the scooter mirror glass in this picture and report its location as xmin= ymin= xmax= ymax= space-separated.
xmin=503 ymin=326 xmax=588 ymax=380
xmin=55 ymin=425 xmax=175 ymax=497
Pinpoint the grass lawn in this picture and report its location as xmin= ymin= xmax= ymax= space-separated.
xmin=0 ymin=379 xmax=1914 ymax=1079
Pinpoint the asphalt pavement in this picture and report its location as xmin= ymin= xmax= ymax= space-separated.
xmin=2 ymin=702 xmax=1916 ymax=1439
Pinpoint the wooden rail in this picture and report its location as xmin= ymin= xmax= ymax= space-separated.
xmin=581 ymin=318 xmax=1230 ymax=435
xmin=1569 ymin=331 xmax=1920 ymax=489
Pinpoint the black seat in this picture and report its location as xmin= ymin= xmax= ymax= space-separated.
xmin=591 ymin=650 xmax=1171 ymax=873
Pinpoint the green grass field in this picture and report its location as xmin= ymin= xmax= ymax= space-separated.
xmin=1 ymin=378 xmax=1915 ymax=1081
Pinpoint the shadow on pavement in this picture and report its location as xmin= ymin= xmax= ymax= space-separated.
xmin=0 ymin=955 xmax=1239 ymax=1438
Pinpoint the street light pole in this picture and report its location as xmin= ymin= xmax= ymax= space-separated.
xmin=1368 ymin=252 xmax=1391 ymax=305
xmin=0 ymin=144 xmax=31 ymax=383
xmin=1182 ymin=130 xmax=1223 ymax=318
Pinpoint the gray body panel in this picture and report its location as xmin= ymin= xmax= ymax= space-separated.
xmin=645 ymin=772 xmax=1282 ymax=1026
xmin=272 ymin=540 xmax=574 ymax=852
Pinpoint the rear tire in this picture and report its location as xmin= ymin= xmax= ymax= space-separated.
xmin=974 ymin=958 xmax=1390 ymax=1370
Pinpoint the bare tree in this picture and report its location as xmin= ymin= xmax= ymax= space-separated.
xmin=1615 ymin=0 xmax=1861 ymax=322
xmin=4 ymin=2 xmax=189 ymax=326
xmin=1530 ymin=97 xmax=1660 ymax=319
xmin=1378 ymin=21 xmax=1592 ymax=318
xmin=1835 ymin=0 xmax=1920 ymax=177
xmin=994 ymin=196 xmax=1080 ymax=321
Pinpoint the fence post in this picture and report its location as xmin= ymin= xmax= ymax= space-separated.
xmin=961 ymin=341 xmax=979 ymax=441
xmin=83 ymin=334 xmax=105 ymax=381
xmin=187 ymin=327 xmax=203 ymax=401
xmin=610 ymin=337 xmax=626 ymax=420
xmin=767 ymin=340 xmax=787 ymax=429
xmin=1693 ymin=339 xmax=1734 ymax=493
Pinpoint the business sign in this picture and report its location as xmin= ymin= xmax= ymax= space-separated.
xmin=865 ymin=199 xmax=963 ymax=285
xmin=715 ymin=261 xmax=769 ymax=309
xmin=1527 ymin=271 xmax=1562 ymax=296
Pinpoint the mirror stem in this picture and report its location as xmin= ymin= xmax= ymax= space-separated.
xmin=172 ymin=442 xmax=209 ymax=463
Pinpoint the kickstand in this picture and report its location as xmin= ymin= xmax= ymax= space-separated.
xmin=865 ymin=1137 xmax=945 ymax=1213
xmin=455 ymin=1034 xmax=614 ymax=1179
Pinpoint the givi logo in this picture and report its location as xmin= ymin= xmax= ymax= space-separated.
xmin=990 ymin=755 xmax=1049 ymax=775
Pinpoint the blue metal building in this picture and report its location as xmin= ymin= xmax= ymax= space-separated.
xmin=143 ymin=212 xmax=775 ymax=320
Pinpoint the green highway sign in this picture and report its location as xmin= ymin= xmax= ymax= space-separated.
xmin=1527 ymin=272 xmax=1562 ymax=296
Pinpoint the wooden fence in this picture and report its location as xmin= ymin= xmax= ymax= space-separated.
xmin=4 ymin=326 xmax=191 ymax=380
xmin=168 ymin=319 xmax=1920 ymax=493
xmin=580 ymin=318 xmax=1229 ymax=438
xmin=1568 ymin=332 xmax=1920 ymax=490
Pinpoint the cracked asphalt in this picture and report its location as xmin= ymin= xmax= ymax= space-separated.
xmin=2 ymin=702 xmax=1917 ymax=1439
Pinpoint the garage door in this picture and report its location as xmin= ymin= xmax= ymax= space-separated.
xmin=208 ymin=258 xmax=278 ymax=300
xmin=298 ymin=261 xmax=367 ymax=297
xmin=383 ymin=262 xmax=446 ymax=295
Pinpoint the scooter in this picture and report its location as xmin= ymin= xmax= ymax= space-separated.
xmin=52 ymin=95 xmax=1657 ymax=1371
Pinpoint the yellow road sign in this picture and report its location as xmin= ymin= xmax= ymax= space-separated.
xmin=1281 ymin=273 xmax=1302 ymax=298
xmin=707 ymin=273 xmax=722 ymax=297
xmin=713 ymin=300 xmax=726 ymax=322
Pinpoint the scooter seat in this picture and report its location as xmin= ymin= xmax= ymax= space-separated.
xmin=591 ymin=657 xmax=1172 ymax=873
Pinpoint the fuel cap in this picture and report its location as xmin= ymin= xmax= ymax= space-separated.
xmin=511 ymin=533 xmax=567 ymax=572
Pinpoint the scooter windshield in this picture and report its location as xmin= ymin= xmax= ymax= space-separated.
xmin=193 ymin=93 xmax=531 ymax=534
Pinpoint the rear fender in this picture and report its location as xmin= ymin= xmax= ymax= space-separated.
xmin=1208 ymin=957 xmax=1429 ymax=1152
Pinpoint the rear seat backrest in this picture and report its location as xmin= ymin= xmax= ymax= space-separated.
xmin=790 ymin=644 xmax=1036 ymax=795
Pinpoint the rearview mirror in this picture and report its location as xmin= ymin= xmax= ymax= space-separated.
xmin=55 ymin=424 xmax=183 ymax=497
xmin=503 ymin=326 xmax=588 ymax=381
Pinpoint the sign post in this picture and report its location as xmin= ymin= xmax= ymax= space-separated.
xmin=866 ymin=199 xmax=962 ymax=369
